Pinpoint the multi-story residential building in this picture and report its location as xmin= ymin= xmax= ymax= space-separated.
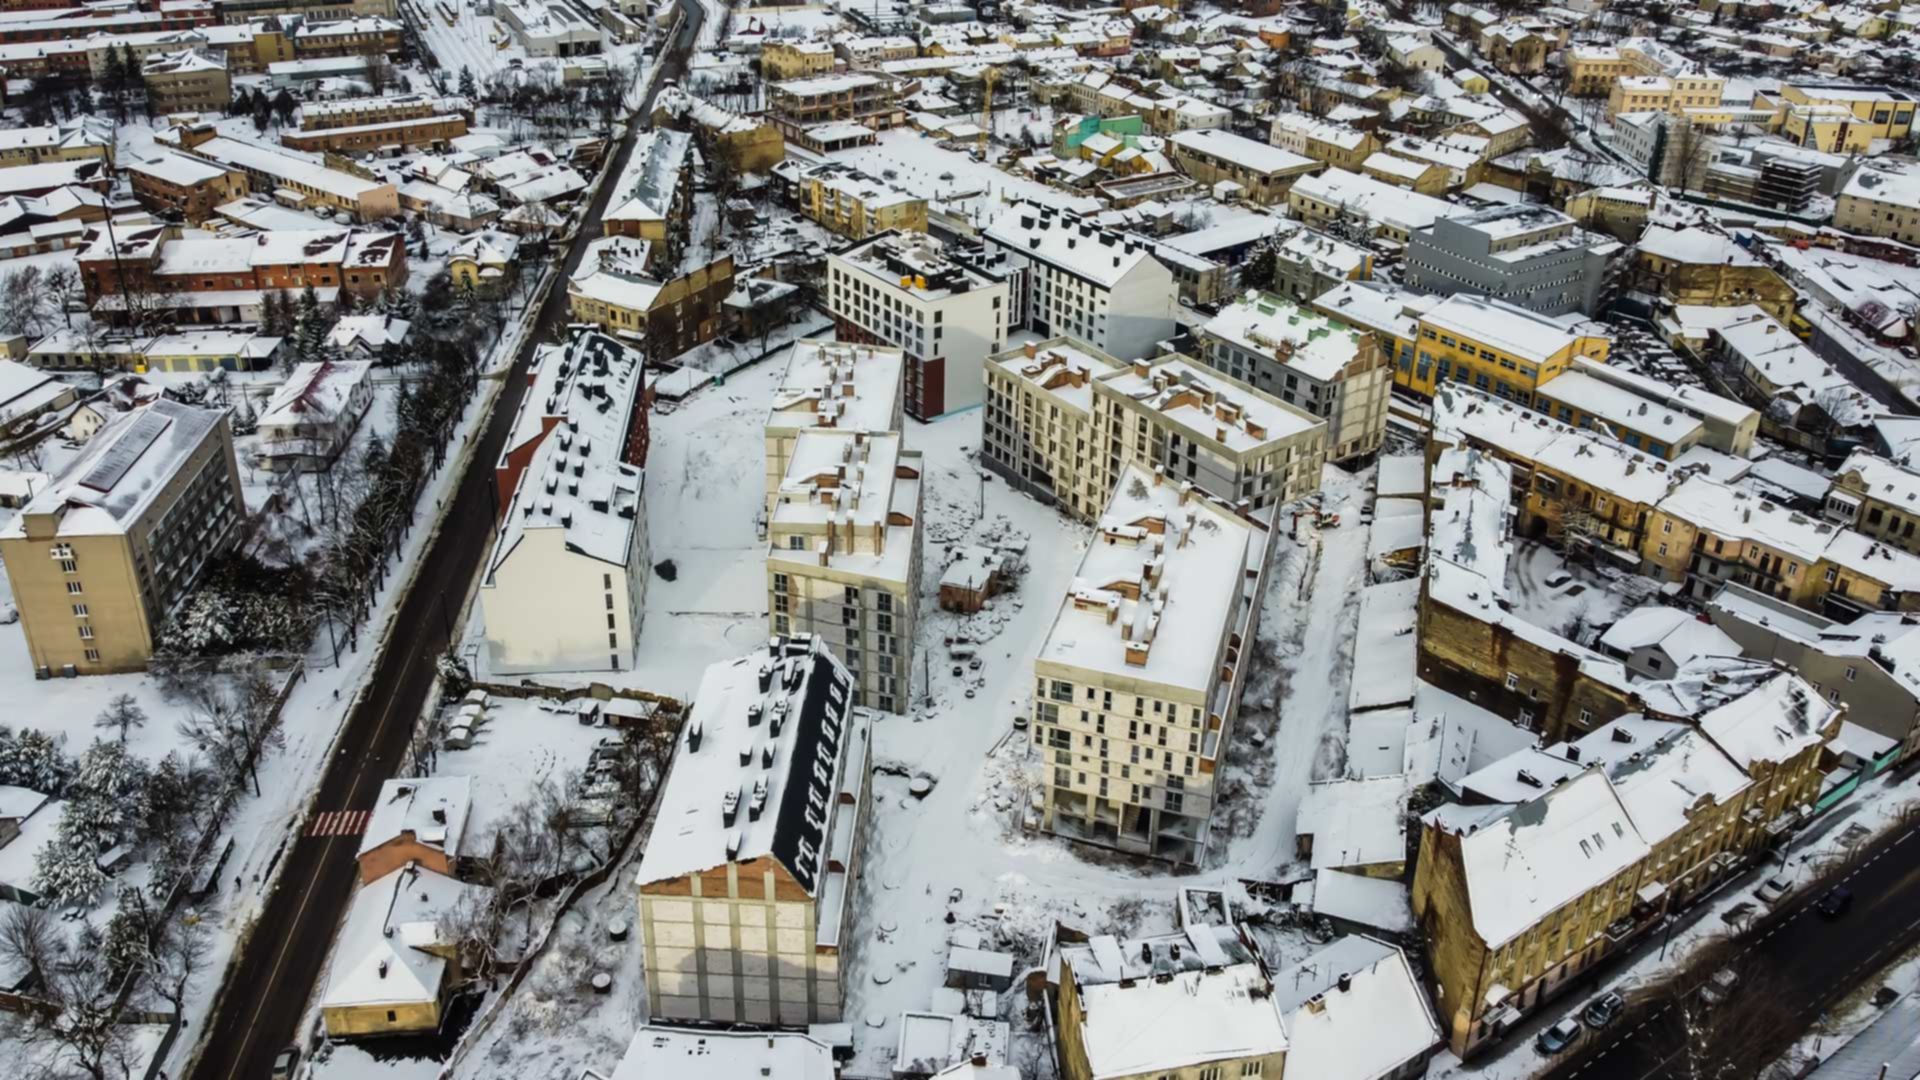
xmin=1710 ymin=584 xmax=1920 ymax=761
xmin=1166 ymin=128 xmax=1321 ymax=205
xmin=785 ymin=161 xmax=926 ymax=239
xmin=1362 ymin=151 xmax=1450 ymax=195
xmin=1688 ymin=306 xmax=1875 ymax=456
xmin=1403 ymin=205 xmax=1621 ymax=316
xmin=1644 ymin=473 xmax=1920 ymax=615
xmin=761 ymin=39 xmax=836 ymax=79
xmin=1759 ymin=83 xmax=1917 ymax=152
xmin=1034 ymin=463 xmax=1275 ymax=865
xmin=0 ymin=400 xmax=244 ymax=674
xmin=1529 ymin=369 xmax=1707 ymax=460
xmin=767 ymin=428 xmax=921 ymax=714
xmin=77 ymin=223 xmax=407 ymax=307
xmin=1269 ymin=227 xmax=1373 ymax=304
xmin=1198 ymin=292 xmax=1392 ymax=462
xmin=1412 ymin=769 xmax=1649 ymax=1057
xmin=982 ymin=204 xmax=1175 ymax=362
xmin=649 ymin=85 xmax=786 ymax=174
xmin=983 ymin=337 xmax=1126 ymax=520
xmin=763 ymin=339 xmax=904 ymax=509
xmin=1288 ymin=168 xmax=1468 ymax=243
xmin=282 ymin=112 xmax=468 ymax=154
xmin=1417 ymin=441 xmax=1638 ymax=737
xmin=255 ymin=358 xmax=375 ymax=471
xmin=290 ymin=16 xmax=403 ymax=58
xmin=1093 ymin=355 xmax=1326 ymax=514
xmin=635 ymin=634 xmax=871 ymax=1024
xmin=1833 ymin=158 xmax=1920 ymax=244
xmin=1311 ymin=281 xmax=1424 ymax=377
xmin=1398 ymin=294 xmax=1611 ymax=402
xmin=141 ymin=48 xmax=229 ymax=113
xmin=480 ymin=331 xmax=649 ymax=673
xmin=0 ymin=119 xmax=111 ymax=169
xmin=1541 ymin=357 xmax=1759 ymax=456
xmin=566 ymin=239 xmax=734 ymax=361
xmin=1054 ymin=920 xmax=1286 ymax=1080
xmin=1633 ymin=226 xmax=1797 ymax=322
xmin=1268 ymin=112 xmax=1379 ymax=170
xmin=826 ymin=230 xmax=1007 ymax=420
xmin=166 ymin=128 xmax=400 ymax=221
xmin=1828 ymin=451 xmax=1920 ymax=554
xmin=766 ymin=72 xmax=901 ymax=138
xmin=602 ymin=128 xmax=690 ymax=268
xmin=301 ymin=93 xmax=470 ymax=130
xmin=124 ymin=150 xmax=249 ymax=222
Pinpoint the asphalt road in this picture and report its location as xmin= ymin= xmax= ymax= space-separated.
xmin=1546 ymin=818 xmax=1920 ymax=1080
xmin=186 ymin=14 xmax=702 ymax=1079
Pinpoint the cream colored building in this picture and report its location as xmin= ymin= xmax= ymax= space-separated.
xmin=480 ymin=332 xmax=648 ymax=674
xmin=1091 ymin=355 xmax=1327 ymax=515
xmin=983 ymin=337 xmax=1126 ymax=521
xmin=763 ymin=339 xmax=905 ymax=511
xmin=1034 ymin=463 xmax=1275 ymax=865
xmin=767 ymin=429 xmax=922 ymax=715
xmin=0 ymin=400 xmax=243 ymax=674
xmin=636 ymin=635 xmax=871 ymax=1025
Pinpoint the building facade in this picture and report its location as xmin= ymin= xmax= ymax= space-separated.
xmin=1403 ymin=205 xmax=1620 ymax=316
xmin=982 ymin=204 xmax=1177 ymax=362
xmin=1198 ymin=292 xmax=1393 ymax=462
xmin=0 ymin=400 xmax=244 ymax=673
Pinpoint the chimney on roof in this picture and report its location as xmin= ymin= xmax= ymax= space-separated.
xmin=1337 ymin=972 xmax=1352 ymax=992
xmin=431 ymin=808 xmax=446 ymax=824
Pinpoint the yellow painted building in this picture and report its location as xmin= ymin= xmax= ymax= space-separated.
xmin=1762 ymin=84 xmax=1917 ymax=151
xmin=797 ymin=165 xmax=927 ymax=239
xmin=761 ymin=39 xmax=838 ymax=80
xmin=1397 ymin=294 xmax=1610 ymax=402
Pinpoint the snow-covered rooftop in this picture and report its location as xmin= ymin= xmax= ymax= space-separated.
xmin=1697 ymin=670 xmax=1835 ymax=770
xmin=987 ymin=337 xmax=1125 ymax=418
xmin=322 ymin=864 xmax=484 ymax=1011
xmin=767 ymin=339 xmax=905 ymax=442
xmin=259 ymin=359 xmax=373 ymax=428
xmin=985 ymin=203 xmax=1164 ymax=289
xmin=1039 ymin=463 xmax=1264 ymax=697
xmin=1202 ymin=292 xmax=1376 ymax=384
xmin=610 ymin=1027 xmax=836 ymax=1080
xmin=1270 ymin=936 xmax=1439 ymax=1080
xmin=1097 ymin=355 xmax=1322 ymax=451
xmin=4 ymin=399 xmax=227 ymax=539
xmin=636 ymin=635 xmax=867 ymax=905
xmin=357 ymin=776 xmax=473 ymax=862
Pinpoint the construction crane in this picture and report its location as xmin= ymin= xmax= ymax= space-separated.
xmin=977 ymin=66 xmax=999 ymax=161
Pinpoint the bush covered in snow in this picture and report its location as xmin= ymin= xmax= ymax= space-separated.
xmin=156 ymin=553 xmax=318 ymax=658
xmin=0 ymin=726 xmax=75 ymax=794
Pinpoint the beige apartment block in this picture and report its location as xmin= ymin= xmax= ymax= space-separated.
xmin=767 ymin=429 xmax=922 ymax=715
xmin=1092 ymin=354 xmax=1327 ymax=515
xmin=0 ymin=400 xmax=243 ymax=674
xmin=763 ymin=339 xmax=905 ymax=511
xmin=636 ymin=635 xmax=871 ymax=1026
xmin=1034 ymin=463 xmax=1274 ymax=865
xmin=983 ymin=337 xmax=1126 ymax=520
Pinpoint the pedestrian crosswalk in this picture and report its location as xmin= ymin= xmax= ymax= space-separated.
xmin=307 ymin=809 xmax=372 ymax=837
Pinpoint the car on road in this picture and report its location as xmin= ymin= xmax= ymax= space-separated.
xmin=1756 ymin=873 xmax=1796 ymax=904
xmin=270 ymin=1046 xmax=300 ymax=1079
xmin=1700 ymin=967 xmax=1740 ymax=1008
xmin=1582 ymin=992 xmax=1625 ymax=1028
xmin=1816 ymin=886 xmax=1853 ymax=919
xmin=1536 ymin=1018 xmax=1583 ymax=1055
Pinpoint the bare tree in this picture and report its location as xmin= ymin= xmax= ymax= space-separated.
xmin=1 ymin=929 xmax=138 ymax=1080
xmin=0 ymin=902 xmax=58 ymax=994
xmin=1652 ymin=945 xmax=1798 ymax=1080
xmin=94 ymin=693 xmax=147 ymax=743
xmin=173 ymin=666 xmax=285 ymax=796
xmin=142 ymin=912 xmax=212 ymax=1015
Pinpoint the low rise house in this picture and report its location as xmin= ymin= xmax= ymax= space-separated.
xmin=0 ymin=400 xmax=244 ymax=674
xmin=480 ymin=332 xmax=649 ymax=674
xmin=766 ymin=429 xmax=922 ymax=714
xmin=0 ymin=359 xmax=78 ymax=434
xmin=1827 ymin=451 xmax=1920 ymax=556
xmin=1535 ymin=358 xmax=1756 ymax=458
xmin=635 ymin=635 xmax=872 ymax=1024
xmin=168 ymin=131 xmax=400 ymax=221
xmin=254 ymin=359 xmax=375 ymax=471
xmin=321 ymin=864 xmax=486 ymax=1038
xmin=1288 ymin=167 xmax=1470 ymax=243
xmin=1596 ymin=605 xmax=1741 ymax=680
xmin=355 ymin=777 xmax=472 ymax=884
xmin=1271 ymin=935 xmax=1442 ymax=1080
xmin=1198 ymin=292 xmax=1392 ymax=463
xmin=788 ymin=161 xmax=927 ymax=239
xmin=566 ymin=237 xmax=734 ymax=362
xmin=1034 ymin=464 xmax=1275 ymax=865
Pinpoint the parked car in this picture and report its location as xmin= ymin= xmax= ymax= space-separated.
xmin=270 ymin=1046 xmax=300 ymax=1079
xmin=1544 ymin=571 xmax=1573 ymax=589
xmin=1583 ymin=991 xmax=1625 ymax=1029
xmin=1816 ymin=886 xmax=1853 ymax=919
xmin=1756 ymin=874 xmax=1795 ymax=905
xmin=1700 ymin=967 xmax=1740 ymax=1008
xmin=1536 ymin=1018 xmax=1583 ymax=1055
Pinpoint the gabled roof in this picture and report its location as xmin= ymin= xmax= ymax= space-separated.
xmin=323 ymin=864 xmax=484 ymax=1010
